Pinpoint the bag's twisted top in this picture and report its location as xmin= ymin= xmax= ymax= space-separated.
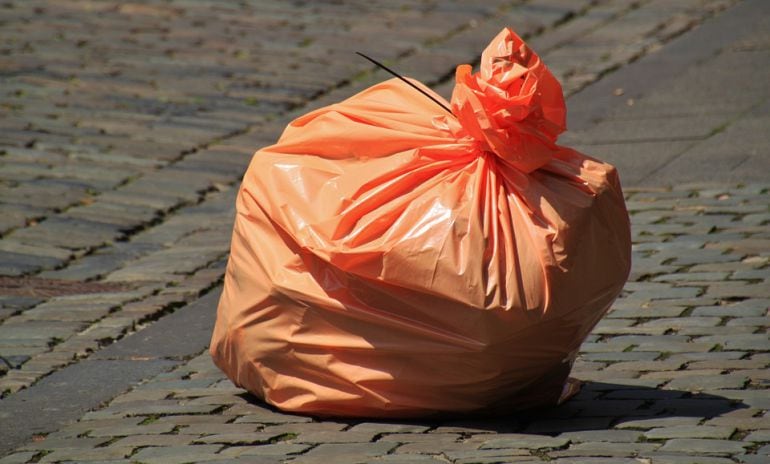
xmin=448 ymin=28 xmax=566 ymax=172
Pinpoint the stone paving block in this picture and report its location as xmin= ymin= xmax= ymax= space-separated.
xmin=86 ymin=422 xmax=176 ymax=437
xmin=9 ymin=217 xmax=122 ymax=250
xmin=109 ymin=434 xmax=197 ymax=448
xmin=63 ymin=202 xmax=158 ymax=230
xmin=725 ymin=316 xmax=770 ymax=328
xmin=678 ymin=325 xmax=758 ymax=336
xmin=734 ymin=456 xmax=769 ymax=464
xmin=579 ymin=341 xmax=637 ymax=353
xmin=549 ymin=459 xmax=642 ymax=464
xmin=167 ymin=386 xmax=246 ymax=399
xmin=705 ymin=411 xmax=770 ymax=429
xmin=93 ymin=400 xmax=223 ymax=418
xmin=746 ymin=352 xmax=770 ymax=365
xmin=441 ymin=450 xmax=536 ymax=464
xmin=154 ymin=415 xmax=231 ymax=428
xmin=19 ymin=436 xmax=109 ymax=451
xmin=581 ymin=352 xmax=659 ymax=362
xmin=632 ymin=341 xmax=717 ymax=353
xmin=615 ymin=416 xmax=703 ymax=430
xmin=653 ymin=271 xmax=731 ymax=282
xmin=129 ymin=445 xmax=224 ymax=464
xmin=604 ymin=360 xmax=685 ymax=372
xmin=715 ymin=390 xmax=770 ymax=409
xmin=634 ymin=317 xmax=722 ymax=330
xmin=551 ymin=441 xmax=661 ymax=457
xmin=0 ymin=320 xmax=84 ymax=341
xmin=690 ymin=261 xmax=764 ymax=273
xmin=38 ymin=447 xmax=134 ymax=463
xmin=345 ymin=423 xmax=430 ymax=434
xmin=695 ymin=334 xmax=769 ymax=351
xmin=454 ymin=458 xmax=540 ymax=464
xmin=692 ymin=300 xmax=770 ymax=317
xmin=219 ymin=443 xmax=312 ymax=458
xmin=193 ymin=432 xmax=285 ymax=446
xmin=641 ymin=369 xmax=724 ymax=381
xmin=478 ymin=434 xmax=570 ymax=450
xmin=184 ymin=394 xmax=251 ymax=406
xmin=637 ymin=455 xmax=737 ymax=464
xmin=97 ymin=190 xmax=183 ymax=212
xmin=665 ymin=374 xmax=748 ymax=391
xmin=0 ymin=251 xmax=64 ymax=277
xmin=429 ymin=420 xmax=520 ymax=434
xmin=379 ymin=433 xmax=461 ymax=444
xmin=15 ymin=307 xmax=109 ymax=326
xmin=571 ymin=114 xmax=729 ymax=144
xmin=394 ymin=439 xmax=480 ymax=454
xmin=687 ymin=358 xmax=768 ymax=370
xmin=0 ymin=452 xmax=37 ymax=464
xmin=556 ymin=430 xmax=643 ymax=443
xmin=657 ymin=438 xmax=749 ymax=454
xmin=228 ymin=405 xmax=313 ymax=424
xmin=706 ymin=282 xmax=770 ymax=300
xmin=607 ymin=306 xmax=686 ymax=319
xmin=289 ymin=442 xmax=398 ymax=464
xmin=745 ymin=429 xmax=770 ymax=442
xmin=644 ymin=425 xmax=735 ymax=440
xmin=180 ymin=423 xmax=262 ymax=436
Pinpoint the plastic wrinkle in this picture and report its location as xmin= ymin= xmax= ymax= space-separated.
xmin=211 ymin=27 xmax=631 ymax=418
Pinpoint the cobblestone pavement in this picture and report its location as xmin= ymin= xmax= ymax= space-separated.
xmin=0 ymin=0 xmax=742 ymax=399
xmin=2 ymin=184 xmax=769 ymax=464
xmin=1 ymin=0 xmax=768 ymax=463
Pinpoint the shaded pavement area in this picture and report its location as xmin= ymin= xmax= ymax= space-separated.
xmin=1 ymin=0 xmax=768 ymax=463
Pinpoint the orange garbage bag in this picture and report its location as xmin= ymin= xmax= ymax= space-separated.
xmin=210 ymin=28 xmax=631 ymax=418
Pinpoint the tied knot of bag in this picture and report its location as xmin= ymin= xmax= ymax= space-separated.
xmin=447 ymin=28 xmax=567 ymax=173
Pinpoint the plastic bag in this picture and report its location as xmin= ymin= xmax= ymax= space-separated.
xmin=210 ymin=28 xmax=631 ymax=418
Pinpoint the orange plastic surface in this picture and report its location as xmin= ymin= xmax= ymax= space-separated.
xmin=210 ymin=28 xmax=631 ymax=418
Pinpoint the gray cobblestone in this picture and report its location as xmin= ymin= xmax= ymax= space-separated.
xmin=0 ymin=452 xmax=37 ymax=464
xmin=557 ymin=430 xmax=643 ymax=443
xmin=638 ymin=455 xmax=736 ymax=464
xmin=290 ymin=442 xmax=397 ymax=463
xmin=109 ymin=434 xmax=197 ymax=448
xmin=192 ymin=432 xmax=284 ymax=445
xmin=37 ymin=447 xmax=133 ymax=463
xmin=644 ymin=425 xmax=735 ymax=440
xmin=479 ymin=434 xmax=570 ymax=450
xmin=346 ymin=423 xmax=429 ymax=434
xmin=129 ymin=445 xmax=224 ymax=464
xmin=219 ymin=443 xmax=312 ymax=458
xmin=550 ymin=441 xmax=661 ymax=457
xmin=657 ymin=438 xmax=749 ymax=454
xmin=85 ymin=422 xmax=176 ymax=437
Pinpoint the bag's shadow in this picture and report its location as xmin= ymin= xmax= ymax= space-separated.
xmin=241 ymin=381 xmax=748 ymax=434
xmin=423 ymin=381 xmax=749 ymax=434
